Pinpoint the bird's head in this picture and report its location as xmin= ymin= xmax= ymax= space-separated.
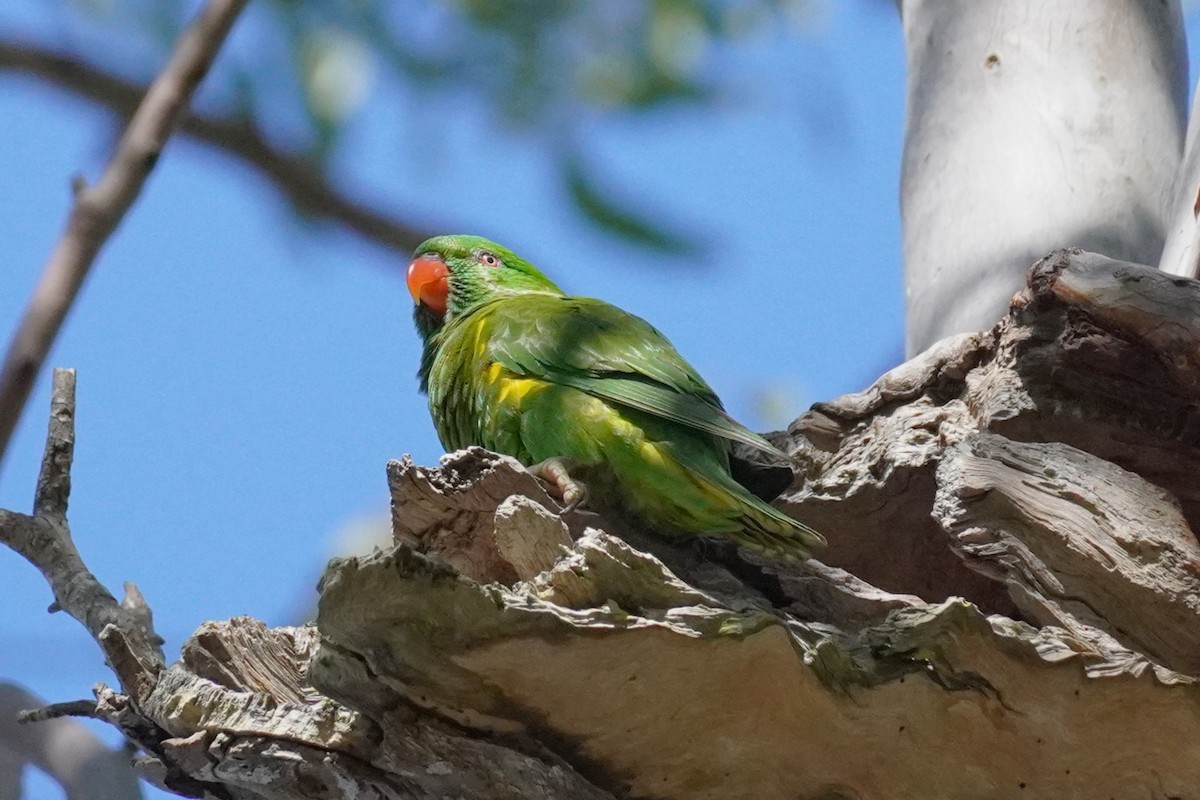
xmin=407 ymin=234 xmax=562 ymax=336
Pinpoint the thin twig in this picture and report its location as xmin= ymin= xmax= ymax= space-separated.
xmin=32 ymin=367 xmax=74 ymax=519
xmin=0 ymin=40 xmax=434 ymax=254
xmin=0 ymin=682 xmax=141 ymax=800
xmin=0 ymin=0 xmax=249 ymax=473
xmin=17 ymin=699 xmax=101 ymax=724
xmin=0 ymin=370 xmax=166 ymax=700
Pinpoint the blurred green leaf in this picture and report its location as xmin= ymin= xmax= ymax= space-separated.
xmin=564 ymin=153 xmax=696 ymax=255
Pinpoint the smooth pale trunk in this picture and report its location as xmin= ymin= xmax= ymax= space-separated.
xmin=899 ymin=0 xmax=1187 ymax=356
xmin=1160 ymin=75 xmax=1200 ymax=277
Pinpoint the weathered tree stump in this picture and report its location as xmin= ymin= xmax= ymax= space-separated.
xmin=4 ymin=249 xmax=1200 ymax=799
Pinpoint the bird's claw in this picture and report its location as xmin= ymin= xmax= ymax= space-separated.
xmin=529 ymin=457 xmax=587 ymax=514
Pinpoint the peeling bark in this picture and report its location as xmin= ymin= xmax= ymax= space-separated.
xmin=4 ymin=250 xmax=1200 ymax=799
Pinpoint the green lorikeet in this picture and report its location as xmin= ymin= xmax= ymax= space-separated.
xmin=406 ymin=234 xmax=823 ymax=560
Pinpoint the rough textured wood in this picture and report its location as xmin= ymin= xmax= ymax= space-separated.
xmin=782 ymin=250 xmax=1200 ymax=620
xmin=493 ymin=495 xmax=574 ymax=581
xmin=935 ymin=434 xmax=1200 ymax=674
xmin=181 ymin=617 xmax=319 ymax=704
xmin=310 ymin=451 xmax=1200 ymax=798
xmin=980 ymin=252 xmax=1200 ymax=529
xmin=6 ymin=249 xmax=1200 ymax=799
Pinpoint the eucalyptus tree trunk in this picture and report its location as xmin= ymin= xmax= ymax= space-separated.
xmin=899 ymin=0 xmax=1188 ymax=355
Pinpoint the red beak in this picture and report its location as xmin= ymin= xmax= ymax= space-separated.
xmin=406 ymin=254 xmax=450 ymax=315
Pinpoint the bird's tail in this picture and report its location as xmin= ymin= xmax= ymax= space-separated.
xmin=682 ymin=465 xmax=825 ymax=561
xmin=619 ymin=439 xmax=824 ymax=561
xmin=732 ymin=491 xmax=825 ymax=561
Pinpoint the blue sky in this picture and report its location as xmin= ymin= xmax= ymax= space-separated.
xmin=0 ymin=2 xmax=1193 ymax=797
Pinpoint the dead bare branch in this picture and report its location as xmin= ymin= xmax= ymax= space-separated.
xmin=4 ymin=251 xmax=1200 ymax=798
xmin=0 ymin=682 xmax=139 ymax=800
xmin=0 ymin=370 xmax=165 ymax=698
xmin=17 ymin=699 xmax=102 ymax=724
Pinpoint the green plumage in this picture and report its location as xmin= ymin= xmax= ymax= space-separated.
xmin=410 ymin=234 xmax=823 ymax=560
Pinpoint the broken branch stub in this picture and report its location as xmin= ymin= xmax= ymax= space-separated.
xmin=310 ymin=450 xmax=1200 ymax=800
xmin=8 ymin=249 xmax=1200 ymax=799
xmin=308 ymin=249 xmax=1200 ymax=798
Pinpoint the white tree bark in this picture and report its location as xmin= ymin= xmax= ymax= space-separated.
xmin=900 ymin=0 xmax=1187 ymax=355
xmin=1160 ymin=76 xmax=1200 ymax=278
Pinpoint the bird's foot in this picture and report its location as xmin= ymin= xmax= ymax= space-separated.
xmin=529 ymin=457 xmax=588 ymax=513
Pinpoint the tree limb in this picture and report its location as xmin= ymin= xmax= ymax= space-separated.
xmin=1 ymin=370 xmax=617 ymax=797
xmin=17 ymin=698 xmax=102 ymax=724
xmin=0 ymin=40 xmax=435 ymax=256
xmin=4 ymin=252 xmax=1200 ymax=798
xmin=0 ymin=0 xmax=248 ymax=472
xmin=0 ymin=682 xmax=140 ymax=800
xmin=0 ymin=370 xmax=165 ymax=699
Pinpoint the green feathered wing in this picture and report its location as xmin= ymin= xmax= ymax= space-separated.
xmin=423 ymin=292 xmax=824 ymax=559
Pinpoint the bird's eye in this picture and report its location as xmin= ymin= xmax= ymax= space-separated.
xmin=480 ymin=252 xmax=500 ymax=267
